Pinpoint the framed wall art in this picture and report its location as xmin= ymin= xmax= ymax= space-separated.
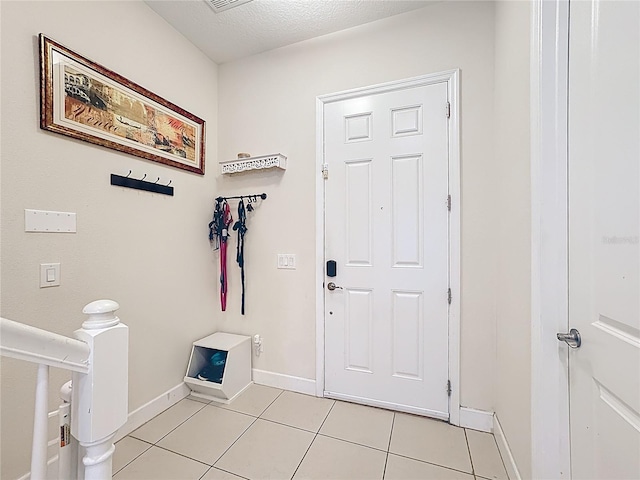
xmin=39 ymin=34 xmax=205 ymax=175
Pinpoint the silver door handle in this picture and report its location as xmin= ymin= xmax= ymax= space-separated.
xmin=557 ymin=328 xmax=581 ymax=348
xmin=327 ymin=282 xmax=343 ymax=291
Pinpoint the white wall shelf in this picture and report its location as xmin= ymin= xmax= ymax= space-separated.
xmin=184 ymin=332 xmax=252 ymax=404
xmin=220 ymin=153 xmax=287 ymax=174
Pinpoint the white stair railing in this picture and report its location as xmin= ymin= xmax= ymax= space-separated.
xmin=58 ymin=380 xmax=78 ymax=480
xmin=0 ymin=300 xmax=128 ymax=480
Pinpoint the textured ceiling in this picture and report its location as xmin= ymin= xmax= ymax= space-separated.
xmin=145 ymin=0 xmax=434 ymax=64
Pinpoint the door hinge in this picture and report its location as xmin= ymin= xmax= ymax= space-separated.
xmin=446 ymin=101 xmax=451 ymax=119
xmin=447 ymin=288 xmax=452 ymax=305
xmin=447 ymin=195 xmax=451 ymax=211
xmin=322 ymin=163 xmax=329 ymax=179
xmin=447 ymin=380 xmax=452 ymax=397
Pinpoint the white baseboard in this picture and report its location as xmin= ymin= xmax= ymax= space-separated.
xmin=252 ymin=368 xmax=316 ymax=396
xmin=494 ymin=414 xmax=522 ymax=480
xmin=116 ymin=382 xmax=190 ymax=441
xmin=459 ymin=406 xmax=494 ymax=433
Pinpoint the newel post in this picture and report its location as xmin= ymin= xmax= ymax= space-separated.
xmin=72 ymin=300 xmax=128 ymax=480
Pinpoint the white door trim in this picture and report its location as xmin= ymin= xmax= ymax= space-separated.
xmin=530 ymin=1 xmax=571 ymax=478
xmin=315 ymin=70 xmax=461 ymax=425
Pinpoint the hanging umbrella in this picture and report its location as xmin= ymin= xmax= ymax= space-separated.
xmin=209 ymin=199 xmax=233 ymax=311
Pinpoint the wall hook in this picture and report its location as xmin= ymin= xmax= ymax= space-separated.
xmin=215 ymin=193 xmax=267 ymax=202
xmin=110 ymin=173 xmax=174 ymax=196
xmin=166 ymin=180 xmax=172 ymax=187
xmin=125 ymin=170 xmax=132 ymax=178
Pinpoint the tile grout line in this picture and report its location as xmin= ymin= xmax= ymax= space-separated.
xmin=467 ymin=429 xmax=510 ymax=479
xmin=198 ymin=465 xmax=251 ymax=480
xmin=289 ymin=431 xmax=318 ymax=479
xmin=197 ymin=466 xmax=213 ymax=480
xmin=214 ymin=386 xmax=283 ymax=419
xmin=130 ymin=398 xmax=210 ymax=446
xmin=154 ymin=414 xmax=261 ymax=474
xmin=464 ymin=428 xmax=476 ymax=476
xmin=112 ymin=437 xmax=153 ymax=476
xmin=259 ymin=416 xmax=328 ymax=435
xmin=386 ymin=412 xmax=396 ymax=451
xmin=382 ymin=412 xmax=396 ymax=479
xmin=130 ymin=399 xmax=257 ymax=475
xmin=315 ymin=432 xmax=391 ymax=454
xmin=217 ymin=405 xmax=265 ymax=421
xmin=389 ymin=451 xmax=477 ymax=477
xmin=491 ymin=432 xmax=511 ymax=480
xmin=153 ymin=388 xmax=283 ymax=477
xmin=152 ymin=442 xmax=213 ymax=467
xmin=121 ymin=389 xmax=289 ymax=478
xmin=127 ymin=394 xmax=487 ymax=479
xmin=316 ymin=399 xmax=337 ymax=433
xmin=204 ymin=387 xmax=287 ymax=473
xmin=255 ymin=388 xmax=286 ymax=418
xmin=210 ymin=415 xmax=260 ymax=470
xmin=289 ymin=399 xmax=337 ymax=479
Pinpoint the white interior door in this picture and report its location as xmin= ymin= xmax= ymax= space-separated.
xmin=568 ymin=1 xmax=640 ymax=477
xmin=323 ymin=80 xmax=450 ymax=418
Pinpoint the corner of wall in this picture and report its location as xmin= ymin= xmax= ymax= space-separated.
xmin=494 ymin=414 xmax=523 ymax=480
xmin=492 ymin=0 xmax=533 ymax=477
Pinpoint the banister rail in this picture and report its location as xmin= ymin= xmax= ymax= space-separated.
xmin=0 ymin=317 xmax=90 ymax=373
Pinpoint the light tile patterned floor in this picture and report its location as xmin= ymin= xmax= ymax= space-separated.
xmin=114 ymin=384 xmax=509 ymax=480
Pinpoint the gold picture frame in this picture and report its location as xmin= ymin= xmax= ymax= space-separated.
xmin=39 ymin=34 xmax=205 ymax=175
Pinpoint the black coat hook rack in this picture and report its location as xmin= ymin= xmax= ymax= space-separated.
xmin=215 ymin=193 xmax=267 ymax=202
xmin=111 ymin=171 xmax=174 ymax=196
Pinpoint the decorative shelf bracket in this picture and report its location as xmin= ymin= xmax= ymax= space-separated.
xmin=220 ymin=153 xmax=287 ymax=174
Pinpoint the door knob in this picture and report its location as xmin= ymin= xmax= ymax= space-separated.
xmin=557 ymin=328 xmax=581 ymax=348
xmin=327 ymin=282 xmax=343 ymax=291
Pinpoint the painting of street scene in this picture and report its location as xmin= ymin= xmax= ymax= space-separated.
xmin=63 ymin=66 xmax=197 ymax=162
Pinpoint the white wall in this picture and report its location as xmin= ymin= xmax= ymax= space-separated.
xmin=216 ymin=1 xmax=498 ymax=411
xmin=493 ymin=1 xmax=532 ymax=477
xmin=0 ymin=2 xmax=218 ymax=478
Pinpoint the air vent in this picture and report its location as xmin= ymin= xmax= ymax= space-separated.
xmin=205 ymin=0 xmax=253 ymax=13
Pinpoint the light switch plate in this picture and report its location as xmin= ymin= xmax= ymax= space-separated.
xmin=277 ymin=254 xmax=296 ymax=269
xmin=25 ymin=209 xmax=76 ymax=233
xmin=40 ymin=263 xmax=60 ymax=288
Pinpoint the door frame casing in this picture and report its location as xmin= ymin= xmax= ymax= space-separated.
xmin=314 ymin=70 xmax=461 ymax=425
xmin=530 ymin=0 xmax=571 ymax=478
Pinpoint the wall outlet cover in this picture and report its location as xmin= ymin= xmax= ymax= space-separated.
xmin=25 ymin=209 xmax=76 ymax=233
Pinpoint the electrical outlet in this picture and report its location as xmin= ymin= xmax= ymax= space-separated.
xmin=253 ymin=334 xmax=263 ymax=356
